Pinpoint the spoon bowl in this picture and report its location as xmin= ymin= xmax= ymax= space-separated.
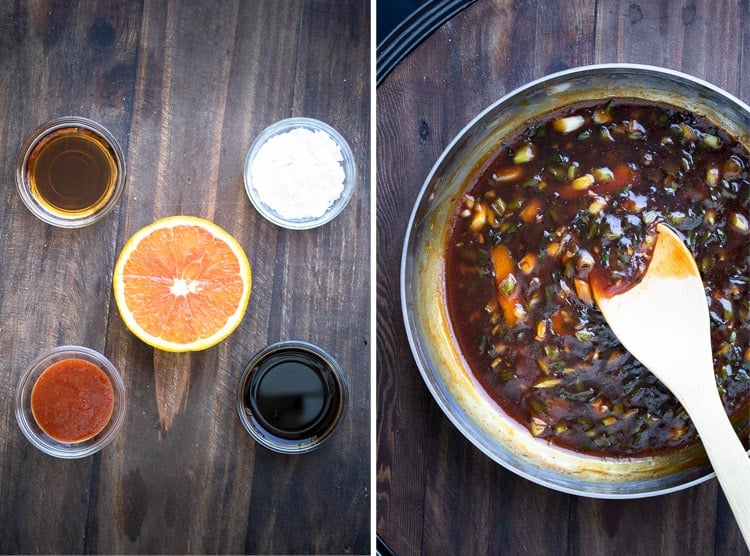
xmin=592 ymin=223 xmax=750 ymax=545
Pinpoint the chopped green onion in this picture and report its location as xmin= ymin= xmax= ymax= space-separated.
xmin=676 ymin=122 xmax=698 ymax=142
xmin=491 ymin=197 xmax=507 ymax=216
xmin=626 ymin=119 xmax=646 ymax=139
xmin=588 ymin=197 xmax=607 ymax=215
xmin=599 ymin=126 xmax=615 ymax=142
xmin=668 ymin=211 xmax=686 ymax=225
xmin=522 ymin=175 xmax=542 ymax=188
xmin=729 ymin=212 xmax=749 ymax=233
xmin=553 ymin=115 xmax=586 ymax=134
xmin=701 ymin=133 xmax=720 ymax=149
xmin=560 ymin=386 xmax=595 ymax=402
xmin=592 ymin=167 xmax=614 ymax=182
xmin=499 ymin=274 xmax=517 ymax=297
xmin=532 ymin=377 xmax=563 ymax=389
xmin=513 ymin=143 xmax=537 ymax=164
xmin=664 ymin=175 xmax=680 ymax=194
xmin=705 ymin=166 xmax=720 ymax=187
xmin=686 ymin=231 xmax=697 ymax=251
xmin=601 ymin=250 xmax=610 ymax=268
xmin=529 ymin=418 xmax=547 ymax=437
xmin=536 ymin=357 xmax=550 ymax=374
xmin=642 ymin=210 xmax=658 ymax=224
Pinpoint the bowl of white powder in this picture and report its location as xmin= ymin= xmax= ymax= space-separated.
xmin=244 ymin=117 xmax=356 ymax=230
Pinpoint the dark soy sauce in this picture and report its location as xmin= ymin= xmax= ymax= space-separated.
xmin=241 ymin=347 xmax=343 ymax=445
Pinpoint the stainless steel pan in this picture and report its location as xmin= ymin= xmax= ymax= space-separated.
xmin=401 ymin=64 xmax=750 ymax=498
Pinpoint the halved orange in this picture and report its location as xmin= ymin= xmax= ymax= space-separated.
xmin=113 ymin=216 xmax=252 ymax=352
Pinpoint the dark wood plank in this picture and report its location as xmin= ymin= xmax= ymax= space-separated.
xmin=0 ymin=2 xmax=143 ymax=553
xmin=377 ymin=1 xmax=598 ymax=551
xmin=0 ymin=1 xmax=370 ymax=554
xmin=376 ymin=0 xmax=749 ymax=554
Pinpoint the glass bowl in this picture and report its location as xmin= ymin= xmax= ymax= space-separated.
xmin=15 ymin=345 xmax=127 ymax=458
xmin=243 ymin=117 xmax=356 ymax=230
xmin=15 ymin=116 xmax=127 ymax=228
xmin=237 ymin=340 xmax=348 ymax=454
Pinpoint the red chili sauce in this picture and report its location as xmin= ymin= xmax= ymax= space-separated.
xmin=445 ymin=100 xmax=750 ymax=457
xmin=30 ymin=358 xmax=114 ymax=443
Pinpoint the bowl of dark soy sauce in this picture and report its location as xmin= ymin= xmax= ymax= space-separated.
xmin=237 ymin=341 xmax=347 ymax=453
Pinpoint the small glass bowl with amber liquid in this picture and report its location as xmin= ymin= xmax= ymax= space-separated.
xmin=16 ymin=117 xmax=126 ymax=228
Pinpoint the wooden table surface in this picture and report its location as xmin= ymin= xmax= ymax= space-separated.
xmin=377 ymin=1 xmax=749 ymax=554
xmin=0 ymin=1 xmax=370 ymax=554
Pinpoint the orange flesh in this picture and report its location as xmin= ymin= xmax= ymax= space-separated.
xmin=121 ymin=224 xmax=245 ymax=344
xmin=31 ymin=359 xmax=114 ymax=443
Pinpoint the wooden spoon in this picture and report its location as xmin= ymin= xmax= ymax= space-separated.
xmin=592 ymin=222 xmax=750 ymax=545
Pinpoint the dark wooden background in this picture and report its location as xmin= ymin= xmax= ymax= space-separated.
xmin=0 ymin=1 xmax=370 ymax=554
xmin=377 ymin=0 xmax=749 ymax=554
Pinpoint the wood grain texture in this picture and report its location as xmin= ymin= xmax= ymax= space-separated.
xmin=0 ymin=1 xmax=370 ymax=554
xmin=376 ymin=0 xmax=749 ymax=554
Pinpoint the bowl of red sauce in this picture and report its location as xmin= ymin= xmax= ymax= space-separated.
xmin=402 ymin=64 xmax=750 ymax=497
xmin=15 ymin=345 xmax=126 ymax=458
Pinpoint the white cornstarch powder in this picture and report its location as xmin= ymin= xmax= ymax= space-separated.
xmin=250 ymin=127 xmax=346 ymax=220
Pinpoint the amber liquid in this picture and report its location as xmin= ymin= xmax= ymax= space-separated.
xmin=27 ymin=127 xmax=118 ymax=217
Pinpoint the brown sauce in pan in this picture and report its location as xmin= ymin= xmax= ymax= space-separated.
xmin=445 ymin=100 xmax=750 ymax=456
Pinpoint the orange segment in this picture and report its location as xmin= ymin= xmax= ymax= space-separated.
xmin=113 ymin=216 xmax=252 ymax=352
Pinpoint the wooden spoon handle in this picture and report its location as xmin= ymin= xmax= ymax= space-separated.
xmin=684 ymin=391 xmax=750 ymax=546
